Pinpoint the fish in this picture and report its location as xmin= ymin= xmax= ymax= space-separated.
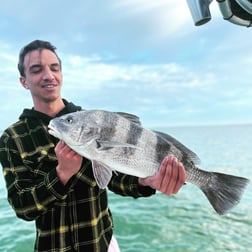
xmin=48 ymin=110 xmax=250 ymax=215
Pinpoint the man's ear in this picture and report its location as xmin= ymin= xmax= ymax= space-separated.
xmin=20 ymin=76 xmax=29 ymax=89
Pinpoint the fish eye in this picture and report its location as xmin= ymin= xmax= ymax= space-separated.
xmin=66 ymin=116 xmax=73 ymax=124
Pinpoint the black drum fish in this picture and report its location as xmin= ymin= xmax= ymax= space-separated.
xmin=48 ymin=110 xmax=250 ymax=215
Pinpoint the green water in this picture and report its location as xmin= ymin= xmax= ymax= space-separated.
xmin=1 ymin=125 xmax=251 ymax=251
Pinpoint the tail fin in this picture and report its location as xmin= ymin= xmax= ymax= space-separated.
xmin=201 ymin=172 xmax=250 ymax=215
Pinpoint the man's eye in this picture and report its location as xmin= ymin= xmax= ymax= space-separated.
xmin=51 ymin=64 xmax=61 ymax=72
xmin=30 ymin=67 xmax=42 ymax=73
xmin=51 ymin=67 xmax=60 ymax=72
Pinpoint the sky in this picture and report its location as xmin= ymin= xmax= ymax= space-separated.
xmin=0 ymin=0 xmax=252 ymax=128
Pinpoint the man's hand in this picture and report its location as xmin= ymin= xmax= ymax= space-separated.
xmin=55 ymin=140 xmax=83 ymax=185
xmin=138 ymin=155 xmax=186 ymax=195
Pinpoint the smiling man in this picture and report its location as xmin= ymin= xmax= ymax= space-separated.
xmin=0 ymin=40 xmax=186 ymax=252
xmin=18 ymin=43 xmax=65 ymax=116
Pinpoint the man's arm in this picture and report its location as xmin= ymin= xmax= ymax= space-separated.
xmin=0 ymin=133 xmax=69 ymax=221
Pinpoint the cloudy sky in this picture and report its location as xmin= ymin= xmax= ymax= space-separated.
xmin=0 ymin=0 xmax=252 ymax=128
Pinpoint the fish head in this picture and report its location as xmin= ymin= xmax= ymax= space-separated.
xmin=48 ymin=111 xmax=101 ymax=147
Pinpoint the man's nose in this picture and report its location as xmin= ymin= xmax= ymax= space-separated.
xmin=42 ymin=66 xmax=55 ymax=81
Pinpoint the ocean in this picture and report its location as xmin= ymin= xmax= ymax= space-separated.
xmin=0 ymin=124 xmax=251 ymax=252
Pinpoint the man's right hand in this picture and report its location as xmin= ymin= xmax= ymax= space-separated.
xmin=55 ymin=140 xmax=83 ymax=185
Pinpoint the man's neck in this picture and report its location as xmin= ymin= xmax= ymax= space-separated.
xmin=33 ymin=98 xmax=65 ymax=117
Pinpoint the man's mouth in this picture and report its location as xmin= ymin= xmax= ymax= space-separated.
xmin=42 ymin=84 xmax=57 ymax=88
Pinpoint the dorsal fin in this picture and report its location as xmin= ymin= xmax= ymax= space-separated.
xmin=116 ymin=112 xmax=141 ymax=125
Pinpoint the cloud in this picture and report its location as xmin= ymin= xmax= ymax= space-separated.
xmin=61 ymin=54 xmax=216 ymax=100
xmin=59 ymin=52 xmax=222 ymax=127
xmin=0 ymin=1 xmax=251 ymax=128
xmin=113 ymin=1 xmax=191 ymax=35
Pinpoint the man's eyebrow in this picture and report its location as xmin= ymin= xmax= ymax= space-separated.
xmin=51 ymin=63 xmax=61 ymax=67
xmin=30 ymin=64 xmax=42 ymax=68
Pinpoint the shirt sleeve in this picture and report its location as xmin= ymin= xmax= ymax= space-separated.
xmin=108 ymin=172 xmax=156 ymax=198
xmin=0 ymin=132 xmax=68 ymax=221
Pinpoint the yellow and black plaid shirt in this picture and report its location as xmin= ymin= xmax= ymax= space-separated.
xmin=0 ymin=100 xmax=155 ymax=252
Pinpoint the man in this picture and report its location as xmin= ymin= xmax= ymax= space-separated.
xmin=0 ymin=40 xmax=186 ymax=252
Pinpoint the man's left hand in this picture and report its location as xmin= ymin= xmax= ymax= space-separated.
xmin=138 ymin=155 xmax=186 ymax=195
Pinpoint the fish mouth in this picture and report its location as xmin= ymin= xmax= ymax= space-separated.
xmin=48 ymin=124 xmax=62 ymax=139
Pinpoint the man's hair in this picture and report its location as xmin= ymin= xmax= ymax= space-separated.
xmin=18 ymin=40 xmax=62 ymax=77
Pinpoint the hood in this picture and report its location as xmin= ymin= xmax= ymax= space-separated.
xmin=19 ymin=99 xmax=82 ymax=124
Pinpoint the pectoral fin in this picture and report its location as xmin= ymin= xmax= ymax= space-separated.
xmin=92 ymin=160 xmax=113 ymax=189
xmin=96 ymin=140 xmax=138 ymax=151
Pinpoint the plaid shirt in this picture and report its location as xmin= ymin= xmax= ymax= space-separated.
xmin=0 ymin=100 xmax=155 ymax=252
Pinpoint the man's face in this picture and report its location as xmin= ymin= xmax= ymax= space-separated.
xmin=20 ymin=49 xmax=63 ymax=104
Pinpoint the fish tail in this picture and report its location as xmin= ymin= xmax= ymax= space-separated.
xmin=200 ymin=172 xmax=250 ymax=215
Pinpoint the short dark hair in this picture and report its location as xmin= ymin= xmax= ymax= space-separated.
xmin=18 ymin=40 xmax=62 ymax=77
